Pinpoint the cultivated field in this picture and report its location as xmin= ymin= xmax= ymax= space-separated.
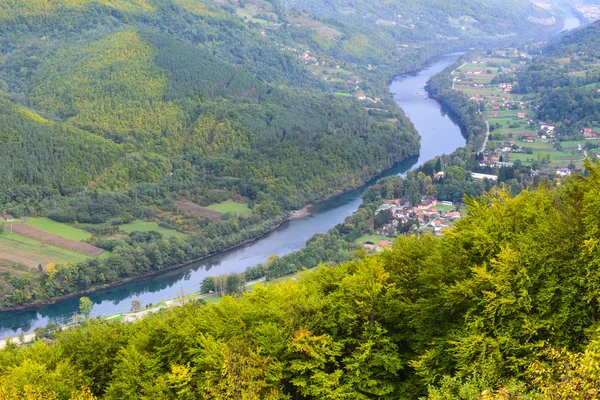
xmin=176 ymin=200 xmax=224 ymax=221
xmin=206 ymin=201 xmax=251 ymax=216
xmin=8 ymin=224 xmax=105 ymax=257
xmin=0 ymin=232 xmax=90 ymax=269
xmin=120 ymin=221 xmax=187 ymax=238
xmin=27 ymin=218 xmax=91 ymax=241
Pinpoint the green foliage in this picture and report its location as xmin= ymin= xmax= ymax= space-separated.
xmin=8 ymin=164 xmax=600 ymax=396
xmin=79 ymin=297 xmax=94 ymax=318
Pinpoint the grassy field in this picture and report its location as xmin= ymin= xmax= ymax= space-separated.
xmin=120 ymin=221 xmax=187 ymax=238
xmin=27 ymin=218 xmax=91 ymax=241
xmin=355 ymin=235 xmax=393 ymax=244
xmin=0 ymin=232 xmax=90 ymax=265
xmin=436 ymin=204 xmax=455 ymax=213
xmin=206 ymin=201 xmax=251 ymax=216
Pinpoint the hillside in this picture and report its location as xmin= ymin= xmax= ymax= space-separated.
xmin=3 ymin=161 xmax=600 ymax=398
xmin=501 ymin=20 xmax=600 ymax=138
xmin=278 ymin=0 xmax=555 ymax=38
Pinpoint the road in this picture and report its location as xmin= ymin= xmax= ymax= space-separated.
xmin=477 ymin=108 xmax=490 ymax=153
xmin=480 ymin=119 xmax=490 ymax=153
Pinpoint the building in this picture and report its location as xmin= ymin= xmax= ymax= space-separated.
xmin=471 ymin=172 xmax=498 ymax=181
xmin=556 ymin=168 xmax=572 ymax=177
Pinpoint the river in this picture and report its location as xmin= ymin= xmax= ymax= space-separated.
xmin=560 ymin=5 xmax=581 ymax=32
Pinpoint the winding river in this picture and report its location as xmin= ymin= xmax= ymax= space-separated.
xmin=2 ymin=12 xmax=582 ymax=335
xmin=0 ymin=53 xmax=467 ymax=337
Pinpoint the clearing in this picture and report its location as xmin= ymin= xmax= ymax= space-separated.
xmin=176 ymin=200 xmax=224 ymax=221
xmin=120 ymin=221 xmax=187 ymax=238
xmin=355 ymin=235 xmax=393 ymax=244
xmin=206 ymin=201 xmax=251 ymax=216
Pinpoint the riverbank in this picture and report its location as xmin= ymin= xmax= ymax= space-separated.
xmin=0 ymin=219 xmax=288 ymax=313
xmin=0 ymin=158 xmax=421 ymax=314
xmin=0 ymin=52 xmax=461 ymax=337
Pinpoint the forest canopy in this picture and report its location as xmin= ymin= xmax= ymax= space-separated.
xmin=3 ymin=160 xmax=600 ymax=399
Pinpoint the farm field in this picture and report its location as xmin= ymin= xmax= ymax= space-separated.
xmin=452 ymin=51 xmax=592 ymax=169
xmin=8 ymin=224 xmax=104 ymax=257
xmin=355 ymin=235 xmax=393 ymax=244
xmin=0 ymin=232 xmax=90 ymax=269
xmin=176 ymin=200 xmax=224 ymax=221
xmin=206 ymin=201 xmax=251 ymax=216
xmin=27 ymin=218 xmax=91 ymax=241
xmin=120 ymin=221 xmax=187 ymax=238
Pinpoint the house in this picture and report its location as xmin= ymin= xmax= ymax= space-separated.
xmin=471 ymin=172 xmax=498 ymax=181
xmin=556 ymin=168 xmax=572 ymax=177
xmin=418 ymin=197 xmax=437 ymax=209
xmin=363 ymin=242 xmax=380 ymax=252
xmin=379 ymin=240 xmax=393 ymax=248
xmin=357 ymin=94 xmax=366 ymax=100
xmin=517 ymin=112 xmax=526 ymax=119
xmin=523 ymin=136 xmax=535 ymax=143
xmin=434 ymin=171 xmax=445 ymax=180
xmin=490 ymin=111 xmax=498 ymax=117
xmin=446 ymin=212 xmax=462 ymax=220
xmin=497 ymin=161 xmax=515 ymax=168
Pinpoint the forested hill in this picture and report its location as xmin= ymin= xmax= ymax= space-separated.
xmin=4 ymin=163 xmax=600 ymax=398
xmin=0 ymin=0 xmax=423 ymax=213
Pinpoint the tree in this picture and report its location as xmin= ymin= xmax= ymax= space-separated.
xmin=200 ymin=276 xmax=215 ymax=294
xmin=79 ymin=297 xmax=94 ymax=319
xmin=434 ymin=157 xmax=442 ymax=173
xmin=130 ymin=300 xmax=141 ymax=312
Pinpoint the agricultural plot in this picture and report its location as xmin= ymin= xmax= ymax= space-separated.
xmin=8 ymin=224 xmax=104 ymax=257
xmin=120 ymin=221 xmax=187 ymax=238
xmin=206 ymin=201 xmax=251 ymax=216
xmin=176 ymin=200 xmax=224 ymax=221
xmin=0 ymin=232 xmax=90 ymax=269
xmin=27 ymin=218 xmax=91 ymax=241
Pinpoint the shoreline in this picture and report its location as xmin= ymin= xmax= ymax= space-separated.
xmin=0 ymin=218 xmax=288 ymax=313
xmin=0 ymin=162 xmax=415 ymax=314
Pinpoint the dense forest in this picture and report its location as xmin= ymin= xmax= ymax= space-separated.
xmin=3 ymin=160 xmax=600 ymax=399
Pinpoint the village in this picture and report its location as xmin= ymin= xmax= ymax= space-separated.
xmin=361 ymin=196 xmax=463 ymax=252
xmin=452 ymin=49 xmax=600 ymax=173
